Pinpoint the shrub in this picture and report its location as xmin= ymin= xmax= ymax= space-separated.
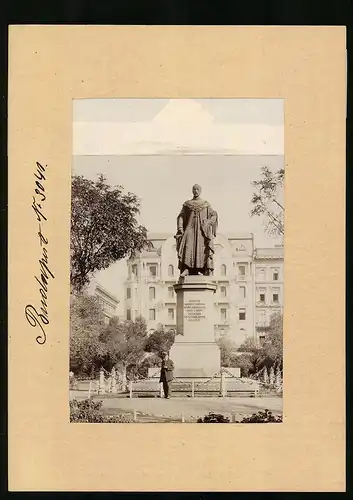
xmin=196 ymin=409 xmax=282 ymax=423
xmin=197 ymin=412 xmax=230 ymax=423
xmin=239 ymin=409 xmax=282 ymax=423
xmin=70 ymin=399 xmax=105 ymax=422
xmin=70 ymin=399 xmax=132 ymax=423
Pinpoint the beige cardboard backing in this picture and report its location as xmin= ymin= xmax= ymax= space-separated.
xmin=8 ymin=26 xmax=346 ymax=492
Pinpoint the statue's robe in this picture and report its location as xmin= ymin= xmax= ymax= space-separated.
xmin=176 ymin=199 xmax=218 ymax=273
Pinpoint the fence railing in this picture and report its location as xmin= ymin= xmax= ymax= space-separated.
xmin=71 ymin=366 xmax=265 ymax=399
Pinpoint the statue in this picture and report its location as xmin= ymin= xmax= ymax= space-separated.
xmin=175 ymin=184 xmax=218 ymax=277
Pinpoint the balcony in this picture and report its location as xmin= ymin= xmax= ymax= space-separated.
xmin=215 ymin=298 xmax=230 ymax=305
xmin=215 ymin=318 xmax=230 ymax=326
xmin=164 ymin=298 xmax=176 ymax=305
xmin=256 ymin=300 xmax=267 ymax=306
xmin=164 ymin=276 xmax=177 ymax=283
xmin=164 ymin=324 xmax=176 ymax=331
xmin=213 ymin=273 xmax=230 ymax=280
xmin=126 ymin=274 xmax=138 ymax=282
xmin=255 ymin=321 xmax=270 ymax=331
xmin=144 ymin=276 xmax=161 ymax=284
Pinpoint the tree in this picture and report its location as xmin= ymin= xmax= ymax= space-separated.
xmin=144 ymin=327 xmax=176 ymax=359
xmin=237 ymin=337 xmax=259 ymax=353
xmin=261 ymin=311 xmax=283 ymax=368
xmin=99 ymin=316 xmax=148 ymax=389
xmin=71 ymin=174 xmax=149 ymax=294
xmin=236 ymin=312 xmax=283 ymax=375
xmin=70 ymin=294 xmax=106 ymax=375
xmin=216 ymin=336 xmax=238 ymax=367
xmin=233 ymin=354 xmax=255 ymax=377
xmin=250 ymin=166 xmax=284 ymax=237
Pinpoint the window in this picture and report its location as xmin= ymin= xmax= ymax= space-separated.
xmin=260 ymin=293 xmax=265 ymax=303
xmin=220 ymin=286 xmax=227 ymax=298
xmin=168 ymin=264 xmax=174 ymax=276
xmin=273 ymin=270 xmax=279 ymax=281
xmin=220 ymin=264 xmax=227 ymax=276
xmin=126 ymin=309 xmax=131 ymax=321
xmin=273 ymin=293 xmax=279 ymax=303
xmin=259 ymin=335 xmax=266 ymax=346
xmin=126 ymin=287 xmax=131 ymax=299
xmin=238 ymin=264 xmax=246 ymax=277
xmin=168 ymin=286 xmax=174 ymax=298
xmin=258 ymin=268 xmax=265 ymax=281
xmin=239 ymin=286 xmax=246 ymax=299
xmin=221 ymin=308 xmax=227 ymax=321
xmin=149 ymin=286 xmax=155 ymax=300
xmin=131 ymin=264 xmax=138 ymax=277
xmin=220 ymin=328 xmax=226 ymax=336
xmin=258 ymin=310 xmax=266 ymax=323
xmin=168 ymin=308 xmax=174 ymax=321
xmin=149 ymin=309 xmax=156 ymax=321
xmin=239 ymin=308 xmax=246 ymax=321
xmin=148 ymin=265 xmax=157 ymax=277
xmin=240 ymin=328 xmax=247 ymax=339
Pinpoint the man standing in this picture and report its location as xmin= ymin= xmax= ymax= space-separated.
xmin=159 ymin=352 xmax=174 ymax=399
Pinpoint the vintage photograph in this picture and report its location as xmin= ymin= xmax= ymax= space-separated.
xmin=70 ymin=98 xmax=284 ymax=423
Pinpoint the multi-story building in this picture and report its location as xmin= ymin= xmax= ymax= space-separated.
xmin=124 ymin=233 xmax=283 ymax=345
xmin=254 ymin=247 xmax=284 ymax=344
xmin=87 ymin=279 xmax=120 ymax=324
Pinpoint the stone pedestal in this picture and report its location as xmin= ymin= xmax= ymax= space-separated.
xmin=170 ymin=276 xmax=221 ymax=378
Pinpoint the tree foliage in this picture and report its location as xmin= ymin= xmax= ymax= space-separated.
xmin=260 ymin=312 xmax=283 ymax=367
xmin=71 ymin=174 xmax=149 ymax=293
xmin=144 ymin=327 xmax=176 ymax=358
xmin=216 ymin=336 xmax=238 ymax=367
xmin=215 ymin=312 xmax=283 ymax=377
xmin=99 ymin=316 xmax=149 ymax=379
xmin=250 ymin=166 xmax=284 ymax=237
xmin=70 ymin=296 xmax=150 ymax=379
xmin=70 ymin=294 xmax=106 ymax=375
xmin=238 ymin=311 xmax=283 ymax=373
xmin=232 ymin=354 xmax=255 ymax=378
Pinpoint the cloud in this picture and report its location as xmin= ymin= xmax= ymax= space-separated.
xmin=73 ymin=99 xmax=283 ymax=155
xmin=153 ymin=99 xmax=214 ymax=125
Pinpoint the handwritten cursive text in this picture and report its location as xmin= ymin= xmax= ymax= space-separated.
xmin=25 ymin=162 xmax=55 ymax=344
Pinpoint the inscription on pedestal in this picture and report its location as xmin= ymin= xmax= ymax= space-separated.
xmin=184 ymin=299 xmax=206 ymax=322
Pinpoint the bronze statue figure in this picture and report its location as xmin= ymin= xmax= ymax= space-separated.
xmin=175 ymin=184 xmax=218 ymax=277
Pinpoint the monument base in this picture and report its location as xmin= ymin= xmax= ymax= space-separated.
xmin=169 ymin=275 xmax=221 ymax=379
xmin=170 ymin=341 xmax=220 ymax=378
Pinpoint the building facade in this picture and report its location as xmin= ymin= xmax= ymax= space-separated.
xmin=253 ymin=247 xmax=284 ymax=344
xmin=87 ymin=279 xmax=120 ymax=324
xmin=124 ymin=233 xmax=283 ymax=345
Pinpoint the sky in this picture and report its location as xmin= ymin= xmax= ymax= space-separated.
xmin=73 ymin=98 xmax=284 ymax=156
xmin=72 ymin=154 xmax=284 ymax=240
xmin=72 ymin=98 xmax=284 ymax=304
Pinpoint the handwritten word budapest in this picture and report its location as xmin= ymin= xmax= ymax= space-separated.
xmin=24 ymin=162 xmax=55 ymax=345
xmin=184 ymin=299 xmax=206 ymax=321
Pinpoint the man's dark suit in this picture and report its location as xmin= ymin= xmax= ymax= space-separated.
xmin=159 ymin=359 xmax=174 ymax=398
